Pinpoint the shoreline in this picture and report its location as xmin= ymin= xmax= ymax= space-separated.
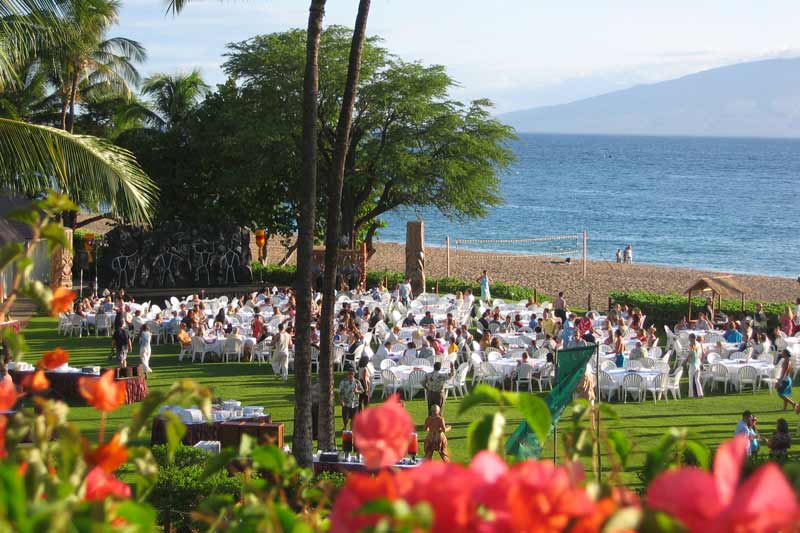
xmin=360 ymin=241 xmax=798 ymax=304
xmin=374 ymin=238 xmax=795 ymax=280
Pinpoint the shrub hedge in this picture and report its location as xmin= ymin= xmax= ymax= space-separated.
xmin=251 ymin=263 xmax=549 ymax=303
xmin=148 ymin=445 xmax=244 ymax=532
xmin=608 ymin=290 xmax=789 ymax=329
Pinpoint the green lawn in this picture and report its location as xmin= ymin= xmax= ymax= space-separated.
xmin=21 ymin=317 xmax=800 ymax=487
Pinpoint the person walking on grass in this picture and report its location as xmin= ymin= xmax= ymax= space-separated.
xmin=687 ymin=333 xmax=704 ymax=398
xmin=423 ymin=404 xmax=451 ymax=462
xmin=338 ymin=369 xmax=363 ymax=431
xmin=138 ymin=324 xmax=152 ymax=374
xmin=776 ymin=349 xmax=799 ymax=412
xmin=477 ymin=270 xmax=491 ymax=303
xmin=112 ymin=322 xmax=131 ymax=369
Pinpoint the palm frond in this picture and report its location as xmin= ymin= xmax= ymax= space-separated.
xmin=98 ymin=36 xmax=146 ymax=64
xmin=0 ymin=117 xmax=158 ymax=224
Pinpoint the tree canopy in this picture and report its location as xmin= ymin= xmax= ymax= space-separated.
xmin=120 ymin=26 xmax=515 ymax=248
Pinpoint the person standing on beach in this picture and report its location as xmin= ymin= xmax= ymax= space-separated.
xmin=615 ymin=249 xmax=622 ymax=263
xmin=623 ymin=245 xmax=633 ymax=264
xmin=477 ymin=270 xmax=491 ymax=303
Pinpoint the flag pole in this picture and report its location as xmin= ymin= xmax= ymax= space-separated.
xmin=553 ymin=346 xmax=558 ymax=464
xmin=594 ymin=342 xmax=601 ymax=481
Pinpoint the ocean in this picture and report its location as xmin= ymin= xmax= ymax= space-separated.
xmin=379 ymin=133 xmax=800 ymax=278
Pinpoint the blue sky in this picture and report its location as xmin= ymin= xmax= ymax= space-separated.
xmin=115 ymin=0 xmax=800 ymax=113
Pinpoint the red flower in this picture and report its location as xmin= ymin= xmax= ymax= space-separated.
xmin=21 ymin=370 xmax=50 ymax=392
xmin=402 ymin=461 xmax=480 ymax=532
xmin=40 ymin=348 xmax=69 ymax=370
xmin=352 ymin=394 xmax=413 ymax=470
xmin=0 ymin=415 xmax=7 ymax=459
xmin=647 ymin=436 xmax=800 ymax=532
xmin=85 ymin=433 xmax=128 ymax=473
xmin=50 ymin=287 xmax=76 ymax=316
xmin=572 ymin=488 xmax=640 ymax=533
xmin=85 ymin=467 xmax=131 ymax=501
xmin=478 ymin=458 xmax=595 ymax=532
xmin=330 ymin=470 xmax=399 ymax=532
xmin=78 ymin=370 xmax=126 ymax=412
xmin=0 ymin=379 xmax=17 ymax=411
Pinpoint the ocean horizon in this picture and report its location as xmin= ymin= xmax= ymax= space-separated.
xmin=378 ymin=133 xmax=800 ymax=278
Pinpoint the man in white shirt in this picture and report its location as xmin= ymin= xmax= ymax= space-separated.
xmin=375 ymin=341 xmax=391 ymax=360
xmin=734 ymin=410 xmax=759 ymax=456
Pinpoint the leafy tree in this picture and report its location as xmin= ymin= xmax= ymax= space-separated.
xmin=223 ymin=26 xmax=515 ymax=255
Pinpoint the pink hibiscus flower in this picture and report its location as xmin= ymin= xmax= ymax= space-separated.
xmin=352 ymin=394 xmax=413 ymax=469
xmin=647 ymin=435 xmax=800 ymax=532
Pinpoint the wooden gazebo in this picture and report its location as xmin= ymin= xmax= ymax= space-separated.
xmin=684 ymin=275 xmax=748 ymax=321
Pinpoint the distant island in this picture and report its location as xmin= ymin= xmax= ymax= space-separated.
xmin=500 ymin=57 xmax=800 ymax=138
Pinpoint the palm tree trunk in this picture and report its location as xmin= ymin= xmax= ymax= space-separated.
xmin=318 ymin=0 xmax=372 ymax=451
xmin=68 ymin=70 xmax=79 ymax=133
xmin=292 ymin=0 xmax=327 ymax=467
xmin=60 ymin=91 xmax=69 ymax=131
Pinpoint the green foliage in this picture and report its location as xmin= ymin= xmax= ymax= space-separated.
xmin=609 ymin=290 xmax=788 ymax=328
xmin=637 ymin=428 xmax=710 ymax=488
xmin=255 ymin=263 xmax=548 ymax=303
xmin=147 ymin=450 xmax=244 ymax=532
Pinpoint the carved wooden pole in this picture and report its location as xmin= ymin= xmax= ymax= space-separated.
xmin=405 ymin=221 xmax=425 ymax=296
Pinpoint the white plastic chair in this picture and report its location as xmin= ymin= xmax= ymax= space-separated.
xmin=380 ymin=369 xmax=400 ymax=398
xmin=533 ymin=362 xmax=554 ymax=391
xmin=599 ymin=371 xmax=618 ymax=401
xmin=191 ymin=336 xmax=207 ymax=363
xmin=621 ymin=373 xmax=644 ymax=403
xmin=762 ymin=365 xmax=782 ymax=394
xmin=252 ymin=340 xmax=269 ymax=365
xmin=623 ymin=359 xmax=642 ymax=370
xmin=737 ymin=365 xmax=758 ymax=394
xmin=600 ymin=360 xmax=616 ymax=372
xmin=69 ymin=314 xmax=86 ymax=337
xmin=405 ymin=369 xmax=427 ymax=399
xmin=223 ymin=337 xmax=244 ymax=363
xmin=667 ymin=368 xmax=683 ymax=399
xmin=380 ymin=359 xmax=397 ymax=370
xmin=645 ymin=373 xmax=668 ymax=403
xmin=710 ymin=364 xmax=730 ymax=393
xmin=95 ymin=314 xmax=112 ymax=336
xmin=515 ymin=363 xmax=534 ymax=392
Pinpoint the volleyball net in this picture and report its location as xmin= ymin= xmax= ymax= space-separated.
xmin=445 ymin=231 xmax=588 ymax=278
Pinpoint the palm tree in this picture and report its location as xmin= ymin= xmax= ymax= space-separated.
xmin=0 ymin=0 xmax=157 ymax=226
xmin=317 ymin=0 xmax=372 ymax=451
xmin=45 ymin=0 xmax=145 ymax=132
xmin=125 ymin=70 xmax=209 ymax=131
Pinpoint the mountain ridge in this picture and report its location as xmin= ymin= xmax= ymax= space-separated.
xmin=500 ymin=57 xmax=800 ymax=138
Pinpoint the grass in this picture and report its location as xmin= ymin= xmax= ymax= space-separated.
xmin=22 ymin=316 xmax=800 ymax=487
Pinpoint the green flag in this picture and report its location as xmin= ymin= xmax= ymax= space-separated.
xmin=506 ymin=345 xmax=596 ymax=459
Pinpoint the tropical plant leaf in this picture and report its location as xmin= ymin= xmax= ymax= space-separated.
xmin=0 ymin=118 xmax=158 ymax=225
xmin=458 ymin=384 xmax=504 ymax=415
xmin=517 ymin=394 xmax=551 ymax=445
xmin=467 ymin=412 xmax=505 ymax=456
xmin=608 ymin=430 xmax=633 ymax=469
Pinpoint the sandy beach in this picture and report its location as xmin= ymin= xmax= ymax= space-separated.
xmin=267 ymin=239 xmax=797 ymax=304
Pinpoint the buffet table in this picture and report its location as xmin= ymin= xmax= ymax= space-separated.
xmin=9 ymin=367 xmax=148 ymax=404
xmin=150 ymin=414 xmax=284 ymax=449
xmin=312 ymin=454 xmax=423 ymax=475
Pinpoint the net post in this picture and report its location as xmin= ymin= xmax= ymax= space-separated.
xmin=446 ymin=236 xmax=451 ymax=277
xmin=582 ymin=230 xmax=588 ymax=279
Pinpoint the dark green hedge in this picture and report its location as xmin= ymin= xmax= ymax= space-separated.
xmin=252 ymin=264 xmax=549 ymax=303
xmin=148 ymin=445 xmax=244 ymax=532
xmin=608 ymin=290 xmax=789 ymax=328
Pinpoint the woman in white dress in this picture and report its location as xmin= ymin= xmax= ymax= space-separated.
xmin=477 ymin=270 xmax=491 ymax=303
xmin=139 ymin=324 xmax=153 ymax=373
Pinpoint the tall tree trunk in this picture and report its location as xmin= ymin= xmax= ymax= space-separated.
xmin=68 ymin=69 xmax=79 ymax=133
xmin=318 ymin=0 xmax=372 ymax=451
xmin=292 ymin=0 xmax=326 ymax=467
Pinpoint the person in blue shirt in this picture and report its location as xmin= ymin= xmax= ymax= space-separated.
xmin=723 ymin=321 xmax=743 ymax=344
xmin=734 ymin=410 xmax=760 ymax=456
